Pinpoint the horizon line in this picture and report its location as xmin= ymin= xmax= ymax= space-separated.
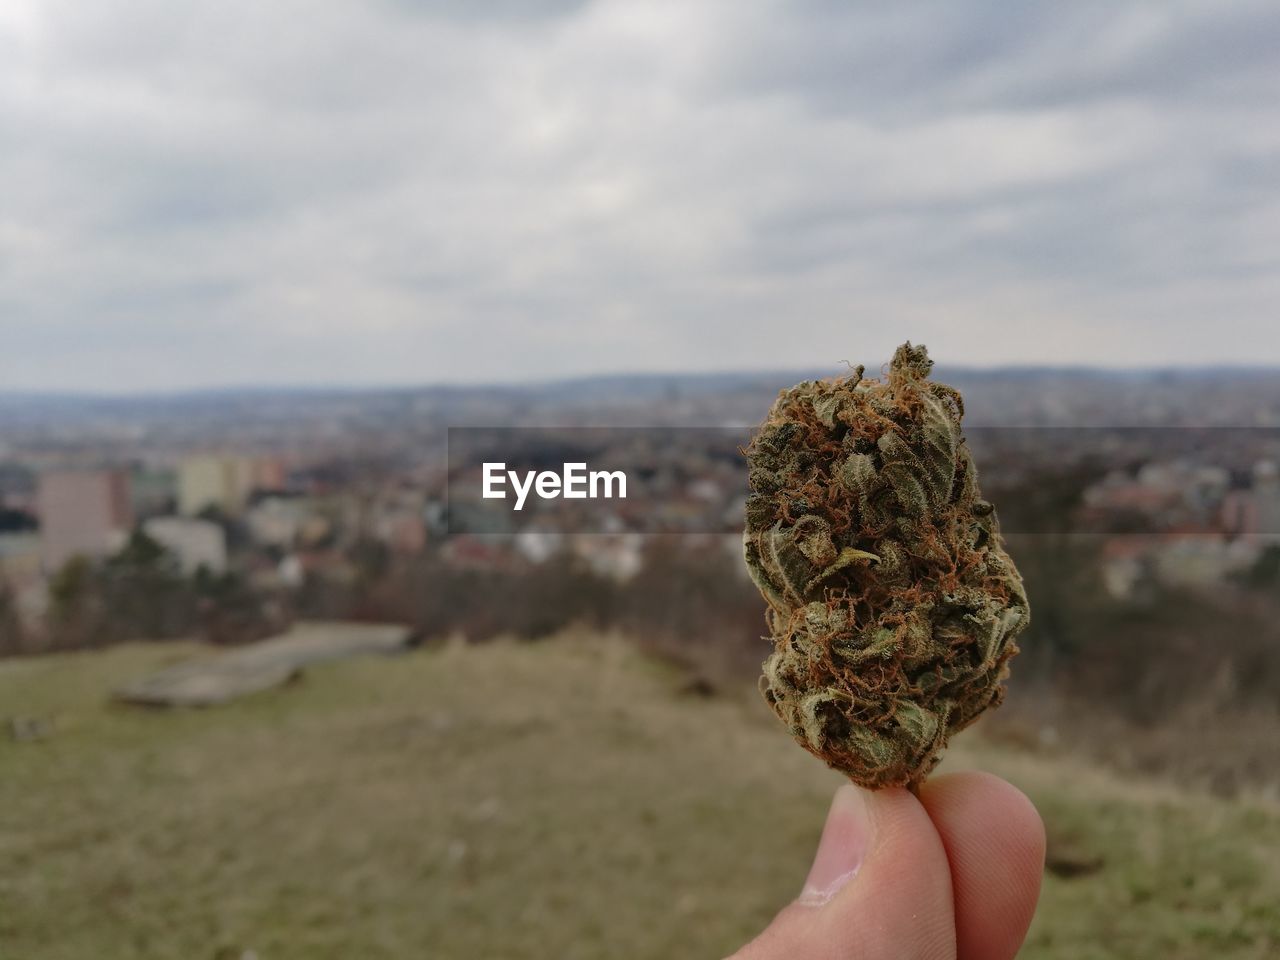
xmin=2 ymin=360 xmax=1279 ymax=401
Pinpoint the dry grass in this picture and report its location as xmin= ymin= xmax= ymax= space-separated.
xmin=2 ymin=635 xmax=1278 ymax=959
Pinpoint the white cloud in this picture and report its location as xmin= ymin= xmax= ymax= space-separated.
xmin=0 ymin=0 xmax=1277 ymax=391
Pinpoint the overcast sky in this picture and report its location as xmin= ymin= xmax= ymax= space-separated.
xmin=1 ymin=1 xmax=1277 ymax=391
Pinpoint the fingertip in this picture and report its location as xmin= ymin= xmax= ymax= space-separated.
xmin=734 ymin=784 xmax=957 ymax=960
xmin=923 ymin=771 xmax=1046 ymax=865
xmin=919 ymin=772 xmax=1045 ymax=960
xmin=816 ymin=785 xmax=956 ymax=959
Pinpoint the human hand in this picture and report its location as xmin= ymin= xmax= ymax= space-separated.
xmin=730 ymin=772 xmax=1045 ymax=960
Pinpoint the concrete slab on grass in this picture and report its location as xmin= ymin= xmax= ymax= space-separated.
xmin=115 ymin=621 xmax=414 ymax=707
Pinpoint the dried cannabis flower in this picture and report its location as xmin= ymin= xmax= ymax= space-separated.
xmin=743 ymin=343 xmax=1029 ymax=789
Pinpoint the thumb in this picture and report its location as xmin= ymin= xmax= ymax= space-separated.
xmin=731 ymin=785 xmax=956 ymax=960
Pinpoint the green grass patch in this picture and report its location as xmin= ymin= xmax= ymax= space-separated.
xmin=2 ymin=637 xmax=1278 ymax=958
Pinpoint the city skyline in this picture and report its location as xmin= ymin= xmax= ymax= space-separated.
xmin=4 ymin=358 xmax=1280 ymax=400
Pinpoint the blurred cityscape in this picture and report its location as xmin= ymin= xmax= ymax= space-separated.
xmin=3 ymin=365 xmax=1280 ymax=793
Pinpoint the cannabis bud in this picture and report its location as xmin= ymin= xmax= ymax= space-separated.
xmin=743 ymin=343 xmax=1029 ymax=789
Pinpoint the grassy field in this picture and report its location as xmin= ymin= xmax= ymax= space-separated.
xmin=2 ymin=635 xmax=1279 ymax=959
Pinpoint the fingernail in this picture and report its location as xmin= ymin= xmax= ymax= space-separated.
xmin=798 ymin=785 xmax=873 ymax=906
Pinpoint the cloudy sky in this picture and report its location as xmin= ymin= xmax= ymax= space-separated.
xmin=1 ymin=0 xmax=1277 ymax=391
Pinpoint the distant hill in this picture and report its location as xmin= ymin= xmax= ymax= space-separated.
xmin=1 ymin=364 xmax=1278 ymax=432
